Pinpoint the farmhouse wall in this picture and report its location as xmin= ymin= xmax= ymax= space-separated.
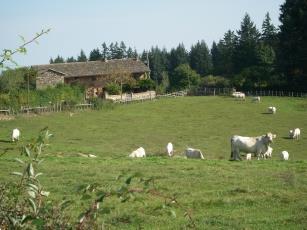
xmin=36 ymin=71 xmax=64 ymax=89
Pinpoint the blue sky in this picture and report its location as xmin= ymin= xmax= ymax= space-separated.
xmin=1 ymin=0 xmax=284 ymax=67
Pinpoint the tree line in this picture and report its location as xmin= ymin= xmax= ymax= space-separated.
xmin=49 ymin=1 xmax=306 ymax=92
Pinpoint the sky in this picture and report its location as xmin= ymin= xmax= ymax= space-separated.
xmin=1 ymin=0 xmax=285 ymax=67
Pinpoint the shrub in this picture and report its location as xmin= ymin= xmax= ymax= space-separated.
xmin=105 ymin=83 xmax=121 ymax=95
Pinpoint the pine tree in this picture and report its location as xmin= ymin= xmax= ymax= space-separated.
xmin=101 ymin=42 xmax=109 ymax=60
xmin=278 ymin=0 xmax=307 ymax=90
xmin=234 ymin=13 xmax=261 ymax=72
xmin=189 ymin=40 xmax=212 ymax=76
xmin=89 ymin=48 xmax=102 ymax=61
xmin=77 ymin=50 xmax=87 ymax=62
xmin=119 ymin=41 xmax=127 ymax=58
xmin=53 ymin=55 xmax=64 ymax=63
xmin=169 ymin=43 xmax=189 ymax=72
xmin=261 ymin=12 xmax=278 ymax=47
xmin=66 ymin=56 xmax=76 ymax=63
xmin=49 ymin=57 xmax=54 ymax=64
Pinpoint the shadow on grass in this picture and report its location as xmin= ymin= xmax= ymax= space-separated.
xmin=0 ymin=139 xmax=11 ymax=143
xmin=261 ymin=112 xmax=273 ymax=115
xmin=282 ymin=136 xmax=292 ymax=140
xmin=0 ymin=147 xmax=14 ymax=157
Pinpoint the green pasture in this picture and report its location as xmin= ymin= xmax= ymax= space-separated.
xmin=0 ymin=96 xmax=307 ymax=229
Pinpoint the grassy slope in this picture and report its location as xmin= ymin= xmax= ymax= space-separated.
xmin=0 ymin=96 xmax=307 ymax=229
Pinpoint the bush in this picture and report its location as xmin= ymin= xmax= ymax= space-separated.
xmin=105 ymin=83 xmax=121 ymax=95
xmin=137 ymin=79 xmax=155 ymax=91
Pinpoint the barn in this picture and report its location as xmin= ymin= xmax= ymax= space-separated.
xmin=33 ymin=58 xmax=150 ymax=98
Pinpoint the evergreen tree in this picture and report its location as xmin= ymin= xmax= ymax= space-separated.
xmin=212 ymin=31 xmax=236 ymax=76
xmin=101 ymin=42 xmax=109 ymax=60
xmin=261 ymin=12 xmax=278 ymax=47
xmin=127 ymin=47 xmax=134 ymax=58
xmin=89 ymin=48 xmax=102 ymax=61
xmin=148 ymin=47 xmax=169 ymax=85
xmin=77 ymin=50 xmax=87 ymax=62
xmin=189 ymin=40 xmax=212 ymax=76
xmin=169 ymin=43 xmax=189 ymax=72
xmin=53 ymin=55 xmax=64 ymax=63
xmin=66 ymin=56 xmax=76 ymax=63
xmin=119 ymin=41 xmax=127 ymax=58
xmin=278 ymin=0 xmax=307 ymax=90
xmin=234 ymin=13 xmax=261 ymax=72
xmin=49 ymin=57 xmax=54 ymax=64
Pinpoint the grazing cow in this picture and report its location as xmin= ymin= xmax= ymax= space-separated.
xmin=280 ymin=151 xmax=289 ymax=160
xmin=166 ymin=142 xmax=174 ymax=157
xmin=232 ymin=92 xmax=245 ymax=100
xmin=246 ymin=153 xmax=252 ymax=160
xmin=185 ymin=148 xmax=204 ymax=159
xmin=129 ymin=147 xmax=146 ymax=158
xmin=268 ymin=106 xmax=277 ymax=114
xmin=12 ymin=128 xmax=20 ymax=142
xmin=230 ymin=133 xmax=276 ymax=161
xmin=289 ymin=128 xmax=300 ymax=140
xmin=252 ymin=96 xmax=260 ymax=102
xmin=263 ymin=146 xmax=273 ymax=159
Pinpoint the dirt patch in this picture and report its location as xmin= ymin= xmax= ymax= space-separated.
xmin=0 ymin=115 xmax=14 ymax=121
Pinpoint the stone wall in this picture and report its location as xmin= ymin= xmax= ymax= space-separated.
xmin=36 ymin=70 xmax=65 ymax=89
xmin=105 ymin=90 xmax=156 ymax=102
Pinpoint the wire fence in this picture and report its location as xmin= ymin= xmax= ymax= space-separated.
xmin=193 ymin=87 xmax=307 ymax=97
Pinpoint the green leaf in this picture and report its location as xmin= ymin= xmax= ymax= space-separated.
xmin=15 ymin=158 xmax=25 ymax=164
xmin=27 ymin=163 xmax=34 ymax=177
xmin=40 ymin=190 xmax=50 ymax=197
xmin=28 ymin=183 xmax=39 ymax=192
xmin=19 ymin=35 xmax=26 ymax=43
xmin=23 ymin=146 xmax=31 ymax=157
xmin=35 ymin=172 xmax=43 ymax=178
xmin=11 ymin=171 xmax=23 ymax=176
xmin=28 ymin=190 xmax=36 ymax=198
xmin=60 ymin=200 xmax=72 ymax=211
xmin=170 ymin=210 xmax=176 ymax=218
xmin=125 ymin=176 xmax=133 ymax=185
xmin=28 ymin=198 xmax=37 ymax=214
xmin=21 ymin=214 xmax=33 ymax=224
xmin=81 ymin=194 xmax=92 ymax=200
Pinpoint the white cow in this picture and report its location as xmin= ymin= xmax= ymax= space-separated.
xmin=185 ymin=148 xmax=204 ymax=159
xmin=252 ymin=96 xmax=260 ymax=102
xmin=289 ymin=128 xmax=300 ymax=140
xmin=268 ymin=106 xmax=277 ymax=114
xmin=263 ymin=146 xmax=273 ymax=159
xmin=246 ymin=153 xmax=252 ymax=160
xmin=280 ymin=151 xmax=289 ymax=160
xmin=232 ymin=92 xmax=245 ymax=100
xmin=230 ymin=133 xmax=276 ymax=160
xmin=129 ymin=147 xmax=146 ymax=158
xmin=166 ymin=142 xmax=174 ymax=157
xmin=12 ymin=128 xmax=20 ymax=142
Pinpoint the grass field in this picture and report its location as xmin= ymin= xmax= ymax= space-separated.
xmin=1 ymin=96 xmax=307 ymax=229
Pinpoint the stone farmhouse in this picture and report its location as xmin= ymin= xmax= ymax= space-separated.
xmin=33 ymin=58 xmax=150 ymax=98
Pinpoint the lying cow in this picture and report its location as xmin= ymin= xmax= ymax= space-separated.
xmin=185 ymin=147 xmax=204 ymax=159
xmin=252 ymin=96 xmax=260 ymax=102
xmin=268 ymin=106 xmax=277 ymax=114
xmin=230 ymin=133 xmax=276 ymax=161
xmin=129 ymin=147 xmax=146 ymax=158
